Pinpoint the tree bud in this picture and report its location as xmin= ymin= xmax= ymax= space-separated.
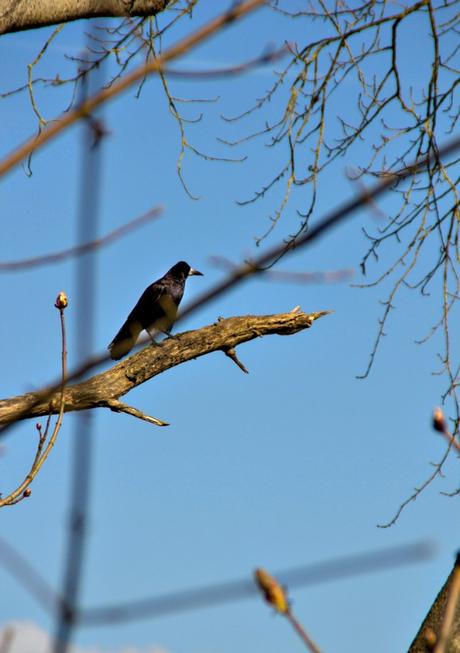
xmin=55 ymin=291 xmax=68 ymax=309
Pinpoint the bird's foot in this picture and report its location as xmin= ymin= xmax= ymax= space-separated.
xmin=146 ymin=330 xmax=159 ymax=345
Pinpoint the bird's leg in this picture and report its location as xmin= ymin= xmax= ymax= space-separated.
xmin=163 ymin=328 xmax=178 ymax=340
xmin=146 ymin=328 xmax=158 ymax=345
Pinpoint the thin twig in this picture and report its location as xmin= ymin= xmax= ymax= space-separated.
xmin=162 ymin=44 xmax=289 ymax=78
xmin=377 ymin=407 xmax=460 ymax=528
xmin=222 ymin=347 xmax=249 ymax=374
xmin=0 ymin=206 xmax=162 ymax=271
xmin=179 ymin=135 xmax=460 ymax=324
xmin=0 ymin=0 xmax=267 ymax=181
xmin=0 ymin=293 xmax=68 ymax=507
xmin=210 ymin=256 xmax=354 ymax=284
xmin=286 ymin=612 xmax=322 ymax=653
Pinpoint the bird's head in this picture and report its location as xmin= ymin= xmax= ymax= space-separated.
xmin=171 ymin=261 xmax=204 ymax=278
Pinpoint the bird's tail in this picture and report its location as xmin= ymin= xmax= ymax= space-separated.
xmin=108 ymin=319 xmax=142 ymax=360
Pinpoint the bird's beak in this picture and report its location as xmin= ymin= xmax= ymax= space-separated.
xmin=189 ymin=267 xmax=203 ymax=276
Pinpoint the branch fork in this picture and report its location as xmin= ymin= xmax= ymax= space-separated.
xmin=0 ymin=309 xmax=331 ymax=429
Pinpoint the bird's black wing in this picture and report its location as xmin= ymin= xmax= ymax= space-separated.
xmin=108 ymin=279 xmax=176 ymax=360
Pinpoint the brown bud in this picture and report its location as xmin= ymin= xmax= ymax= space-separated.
xmin=433 ymin=407 xmax=446 ymax=433
xmin=254 ymin=567 xmax=289 ymax=614
xmin=35 ymin=423 xmax=42 ymax=431
xmin=23 ymin=488 xmax=32 ymax=498
xmin=55 ymin=291 xmax=68 ymax=309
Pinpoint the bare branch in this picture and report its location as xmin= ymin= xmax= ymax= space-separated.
xmin=210 ymin=256 xmax=354 ymax=284
xmin=106 ymin=399 xmax=169 ymax=426
xmin=377 ymin=407 xmax=460 ymax=528
xmin=0 ymin=0 xmax=267 ymax=181
xmin=222 ymin=346 xmax=249 ymax=374
xmin=0 ymin=310 xmax=330 ymax=427
xmin=0 ymin=206 xmax=162 ymax=271
xmin=286 ymin=612 xmax=322 ymax=653
xmin=2 ymin=133 xmax=459 ymax=439
xmin=0 ymin=293 xmax=68 ymax=507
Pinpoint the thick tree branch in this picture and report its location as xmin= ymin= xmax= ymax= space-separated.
xmin=0 ymin=310 xmax=329 ymax=427
xmin=409 ymin=559 xmax=460 ymax=652
xmin=0 ymin=0 xmax=170 ymax=35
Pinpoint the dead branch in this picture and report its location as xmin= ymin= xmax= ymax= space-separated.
xmin=106 ymin=399 xmax=169 ymax=426
xmin=1 ymin=135 xmax=459 ymax=438
xmin=0 ymin=0 xmax=171 ymax=36
xmin=0 ymin=310 xmax=329 ymax=427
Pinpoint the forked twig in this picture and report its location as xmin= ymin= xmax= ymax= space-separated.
xmin=0 ymin=292 xmax=68 ymax=507
xmin=377 ymin=407 xmax=460 ymax=528
xmin=0 ymin=0 xmax=267 ymax=181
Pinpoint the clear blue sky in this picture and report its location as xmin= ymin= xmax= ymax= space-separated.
xmin=0 ymin=3 xmax=458 ymax=652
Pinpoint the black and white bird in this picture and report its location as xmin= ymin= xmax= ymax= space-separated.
xmin=108 ymin=261 xmax=203 ymax=360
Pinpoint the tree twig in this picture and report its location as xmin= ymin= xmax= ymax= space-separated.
xmin=286 ymin=612 xmax=322 ymax=653
xmin=377 ymin=407 xmax=460 ymax=527
xmin=0 ymin=206 xmax=162 ymax=271
xmin=0 ymin=0 xmax=267 ymax=181
xmin=106 ymin=399 xmax=169 ymax=426
xmin=222 ymin=347 xmax=249 ymax=374
xmin=0 ymin=292 xmax=68 ymax=507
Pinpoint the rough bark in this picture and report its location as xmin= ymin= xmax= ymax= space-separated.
xmin=409 ymin=562 xmax=460 ymax=652
xmin=0 ymin=0 xmax=171 ymax=36
xmin=0 ymin=310 xmax=329 ymax=427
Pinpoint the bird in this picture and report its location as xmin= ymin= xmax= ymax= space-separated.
xmin=108 ymin=260 xmax=203 ymax=360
